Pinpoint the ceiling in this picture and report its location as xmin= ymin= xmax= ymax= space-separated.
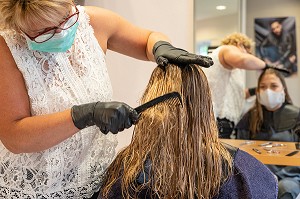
xmin=195 ymin=0 xmax=239 ymax=21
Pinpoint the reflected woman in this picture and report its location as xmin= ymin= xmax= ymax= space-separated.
xmin=236 ymin=68 xmax=299 ymax=141
xmin=236 ymin=68 xmax=300 ymax=199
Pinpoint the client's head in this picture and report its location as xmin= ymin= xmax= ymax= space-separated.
xmin=101 ymin=64 xmax=233 ymax=199
xmin=249 ymin=68 xmax=292 ymax=135
xmin=256 ymin=68 xmax=292 ymax=111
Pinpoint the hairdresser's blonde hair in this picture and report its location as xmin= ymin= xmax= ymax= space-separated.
xmin=0 ymin=0 xmax=73 ymax=31
xmin=101 ymin=64 xmax=233 ymax=199
xmin=221 ymin=32 xmax=253 ymax=51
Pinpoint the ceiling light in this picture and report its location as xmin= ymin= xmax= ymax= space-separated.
xmin=216 ymin=5 xmax=226 ymax=10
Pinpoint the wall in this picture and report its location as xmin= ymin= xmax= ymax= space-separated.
xmin=195 ymin=13 xmax=238 ymax=47
xmin=84 ymin=0 xmax=194 ymax=151
xmin=245 ymin=0 xmax=300 ymax=106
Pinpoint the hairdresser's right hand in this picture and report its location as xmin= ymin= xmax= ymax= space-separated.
xmin=71 ymin=101 xmax=139 ymax=134
xmin=152 ymin=41 xmax=213 ymax=68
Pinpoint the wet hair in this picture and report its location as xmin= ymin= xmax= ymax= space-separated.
xmin=221 ymin=32 xmax=253 ymax=51
xmin=249 ymin=68 xmax=292 ymax=136
xmin=0 ymin=0 xmax=73 ymax=31
xmin=101 ymin=64 xmax=233 ymax=199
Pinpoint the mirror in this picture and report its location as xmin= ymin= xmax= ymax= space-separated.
xmin=75 ymin=0 xmax=85 ymax=5
xmin=194 ymin=0 xmax=241 ymax=55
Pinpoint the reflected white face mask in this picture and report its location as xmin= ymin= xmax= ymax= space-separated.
xmin=258 ymin=89 xmax=285 ymax=110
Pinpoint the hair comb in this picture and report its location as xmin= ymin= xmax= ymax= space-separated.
xmin=134 ymin=92 xmax=182 ymax=115
xmin=264 ymin=65 xmax=290 ymax=76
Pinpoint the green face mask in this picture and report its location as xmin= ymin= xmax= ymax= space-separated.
xmin=25 ymin=22 xmax=79 ymax=53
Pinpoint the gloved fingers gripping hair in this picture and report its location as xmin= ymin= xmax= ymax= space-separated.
xmin=71 ymin=101 xmax=139 ymax=134
xmin=153 ymin=41 xmax=214 ymax=68
xmin=265 ymin=63 xmax=291 ymax=76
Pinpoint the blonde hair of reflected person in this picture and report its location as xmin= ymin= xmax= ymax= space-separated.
xmin=0 ymin=0 xmax=73 ymax=31
xmin=101 ymin=64 xmax=233 ymax=199
xmin=221 ymin=32 xmax=254 ymax=51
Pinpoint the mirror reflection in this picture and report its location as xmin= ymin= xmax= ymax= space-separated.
xmin=195 ymin=2 xmax=300 ymax=198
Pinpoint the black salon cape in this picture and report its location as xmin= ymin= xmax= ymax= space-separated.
xmin=236 ymin=103 xmax=300 ymax=142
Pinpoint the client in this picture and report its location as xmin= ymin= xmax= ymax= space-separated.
xmin=99 ymin=63 xmax=278 ymax=199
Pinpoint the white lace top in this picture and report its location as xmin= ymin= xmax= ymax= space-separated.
xmin=202 ymin=46 xmax=246 ymax=124
xmin=0 ymin=6 xmax=117 ymax=198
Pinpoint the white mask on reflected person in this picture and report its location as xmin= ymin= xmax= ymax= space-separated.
xmin=258 ymin=89 xmax=285 ymax=110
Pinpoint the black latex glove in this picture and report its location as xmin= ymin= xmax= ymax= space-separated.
xmin=248 ymin=87 xmax=257 ymax=96
xmin=264 ymin=63 xmax=290 ymax=75
xmin=71 ymin=101 xmax=139 ymax=134
xmin=152 ymin=41 xmax=213 ymax=67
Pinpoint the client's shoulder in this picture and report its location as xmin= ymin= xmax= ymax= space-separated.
xmin=216 ymin=142 xmax=278 ymax=199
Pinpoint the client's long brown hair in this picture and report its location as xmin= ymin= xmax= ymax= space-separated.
xmin=101 ymin=64 xmax=233 ymax=199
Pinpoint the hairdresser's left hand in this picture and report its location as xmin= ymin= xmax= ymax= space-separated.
xmin=153 ymin=41 xmax=213 ymax=67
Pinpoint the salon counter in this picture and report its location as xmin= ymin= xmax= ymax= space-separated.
xmin=221 ymin=139 xmax=300 ymax=166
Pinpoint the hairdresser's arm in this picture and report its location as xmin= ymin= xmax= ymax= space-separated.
xmin=220 ymin=45 xmax=266 ymax=70
xmin=0 ymin=36 xmax=79 ymax=154
xmin=86 ymin=6 xmax=170 ymax=62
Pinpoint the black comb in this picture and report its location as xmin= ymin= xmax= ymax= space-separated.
xmin=135 ymin=92 xmax=182 ymax=114
xmin=285 ymin=150 xmax=299 ymax=156
xmin=264 ymin=65 xmax=290 ymax=76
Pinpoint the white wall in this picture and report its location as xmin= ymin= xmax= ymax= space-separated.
xmin=245 ymin=0 xmax=300 ymax=107
xmin=195 ymin=13 xmax=239 ymax=47
xmin=85 ymin=0 xmax=194 ymax=151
